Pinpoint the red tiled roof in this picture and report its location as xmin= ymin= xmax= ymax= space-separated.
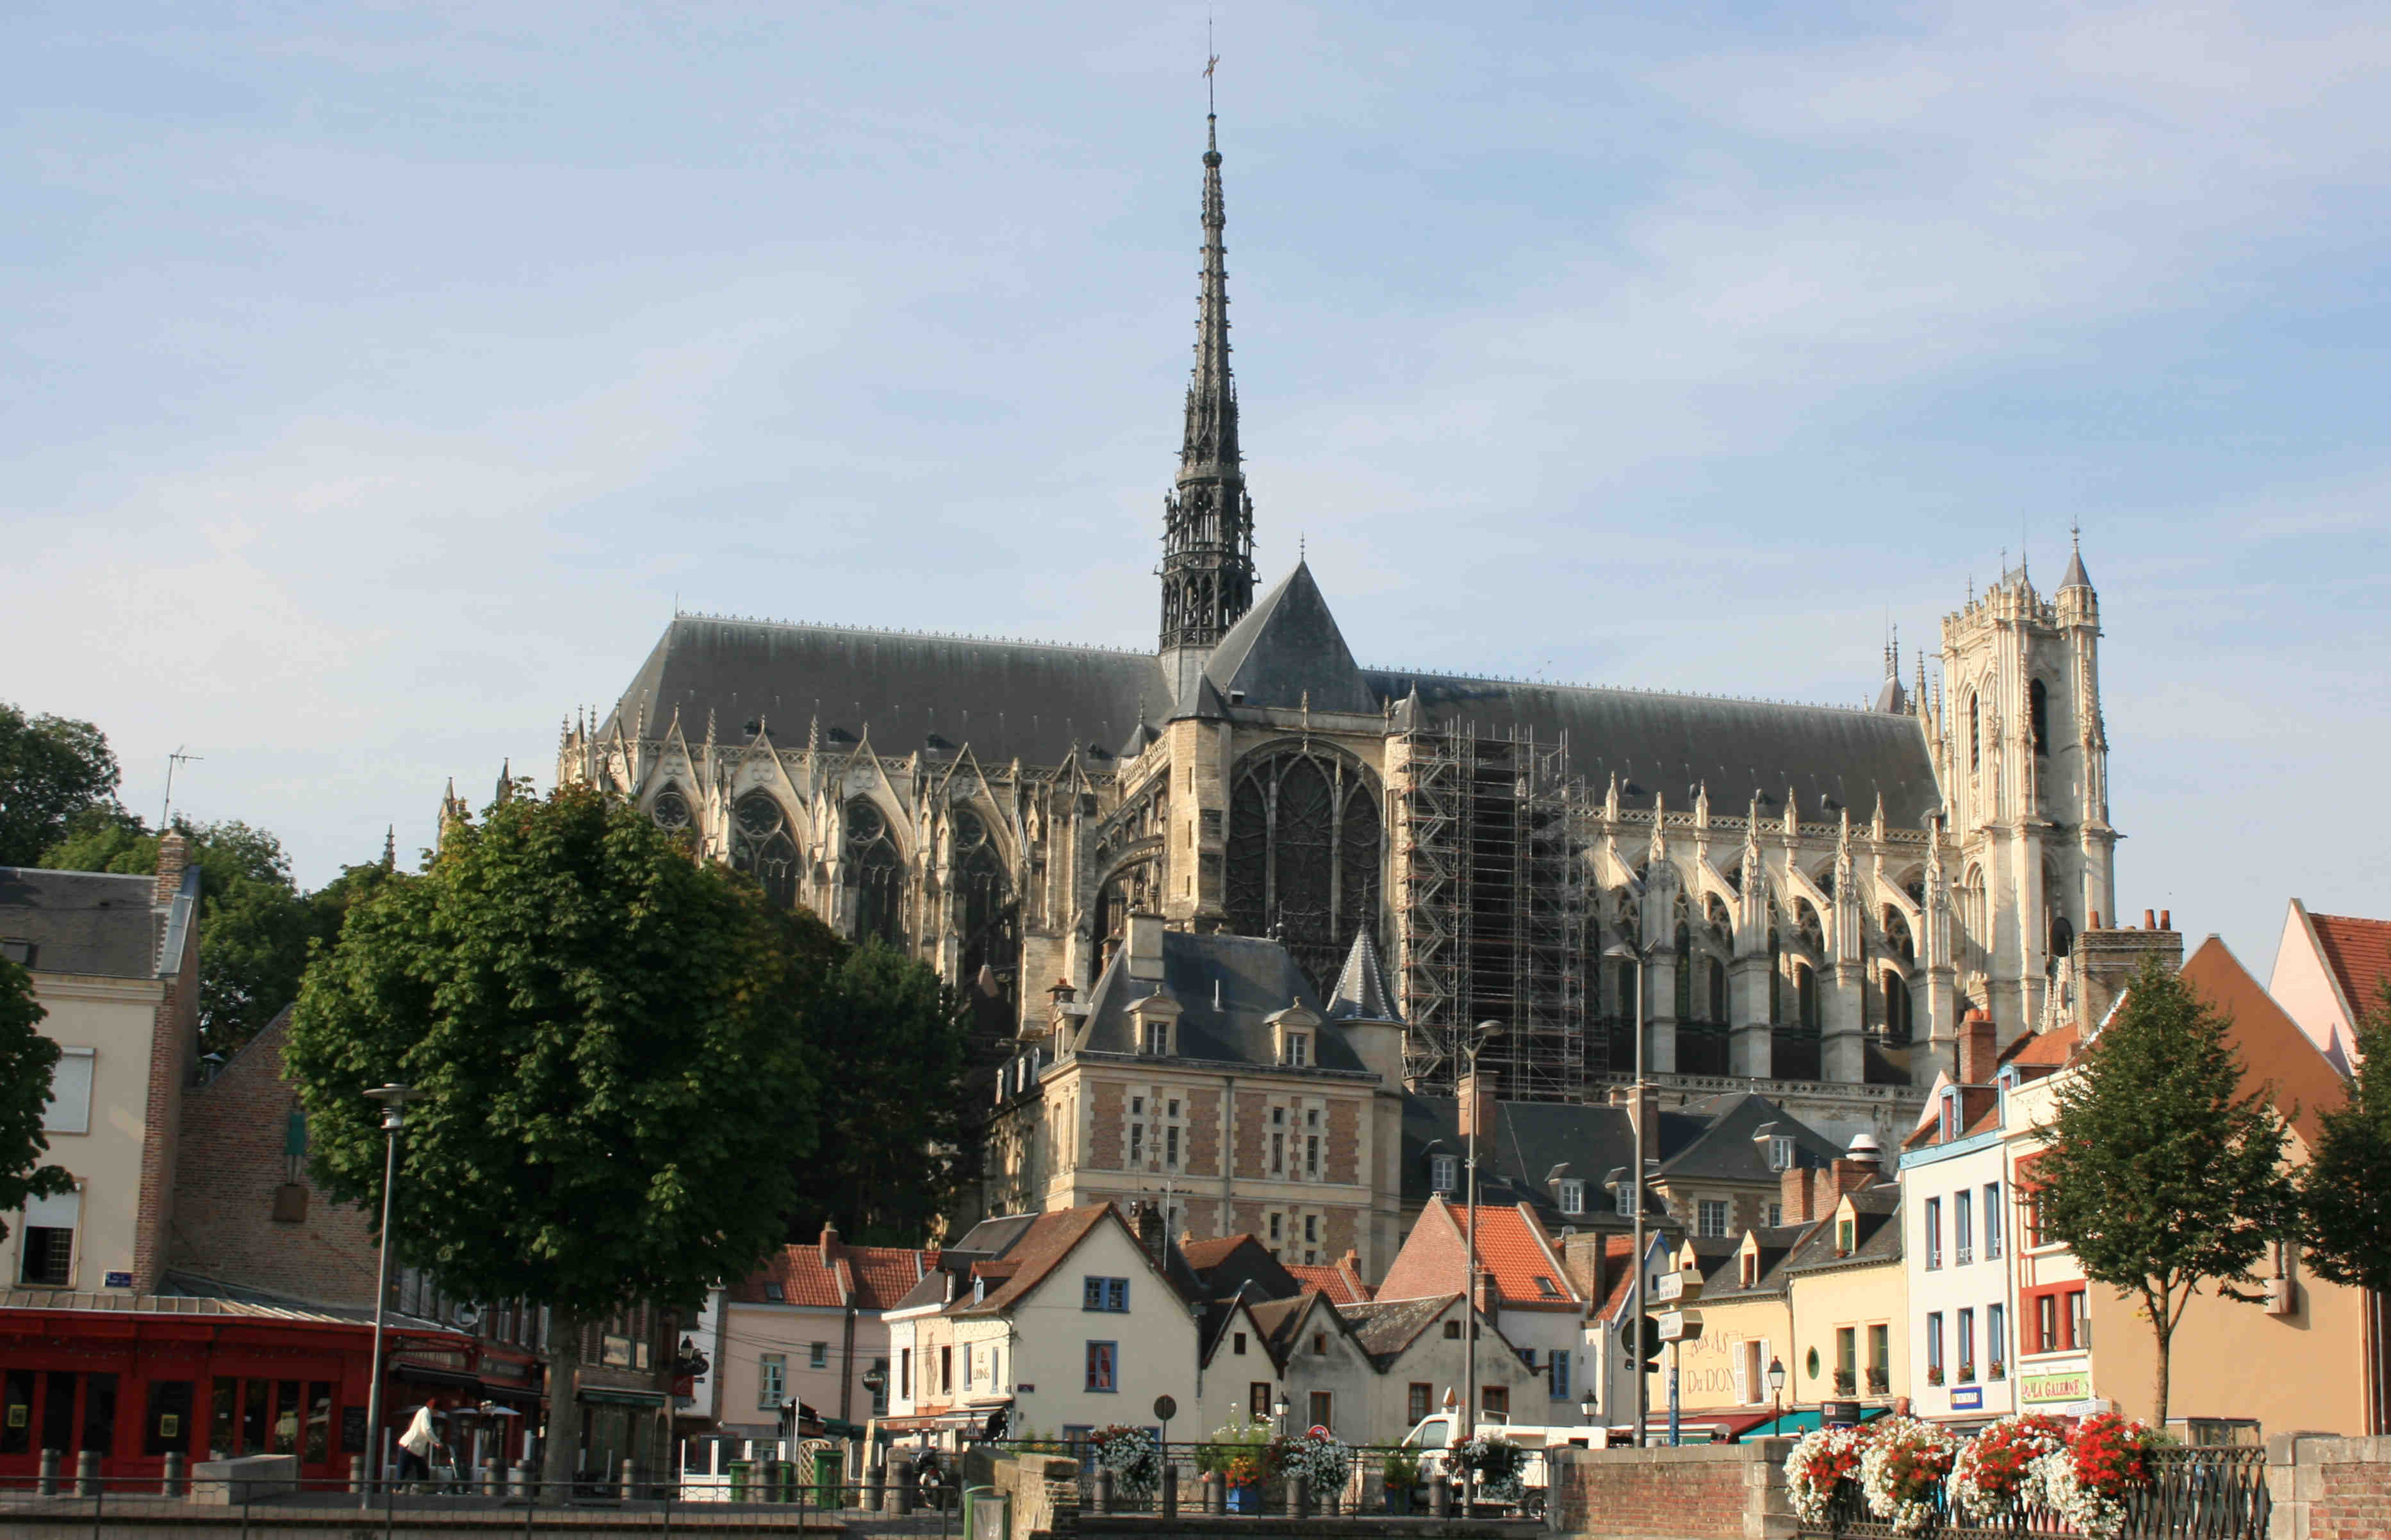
xmin=2004 ymin=1024 xmax=2081 ymax=1069
xmin=1286 ymin=1262 xmax=1372 ymax=1305
xmin=728 ymin=1236 xmax=930 ymax=1311
xmin=1456 ymin=1202 xmax=1581 ymax=1307
xmin=2310 ymin=912 xmax=2391 ymax=1026
xmin=1178 ymin=1236 xmax=1249 ymax=1270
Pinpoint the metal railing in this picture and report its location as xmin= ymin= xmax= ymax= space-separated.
xmin=0 ymin=1466 xmax=966 ymax=1539
xmin=1802 ymin=1444 xmax=2269 ymax=1539
xmin=996 ymin=1439 xmax=1541 ymax=1520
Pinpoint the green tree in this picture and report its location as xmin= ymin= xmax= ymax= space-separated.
xmin=0 ymin=703 xmax=123 ymax=866
xmin=2036 ymin=952 xmax=2293 ymax=1425
xmin=41 ymin=817 xmax=318 ymax=1056
xmin=2301 ymin=982 xmax=2391 ymax=1294
xmin=284 ymin=785 xmax=820 ymax=1486
xmin=785 ymin=938 xmax=975 ymax=1246
xmin=0 ymin=958 xmax=74 ymax=1243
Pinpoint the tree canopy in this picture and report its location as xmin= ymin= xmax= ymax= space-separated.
xmin=0 ymin=958 xmax=74 ymax=1245
xmin=2301 ymin=982 xmax=2391 ymax=1295
xmin=784 ymin=937 xmax=976 ymax=1247
xmin=283 ymin=784 xmax=821 ymax=1482
xmin=0 ymin=703 xmax=122 ymax=867
xmin=2035 ymin=952 xmax=2291 ymax=1425
xmin=42 ymin=816 xmax=323 ymax=1056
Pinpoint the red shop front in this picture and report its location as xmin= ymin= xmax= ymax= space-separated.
xmin=0 ymin=1301 xmax=475 ymax=1485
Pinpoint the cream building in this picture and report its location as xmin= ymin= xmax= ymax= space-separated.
xmin=1 ymin=839 xmax=200 ymax=1297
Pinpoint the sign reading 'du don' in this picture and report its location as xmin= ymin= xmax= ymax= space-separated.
xmin=2020 ymin=1370 xmax=2092 ymax=1405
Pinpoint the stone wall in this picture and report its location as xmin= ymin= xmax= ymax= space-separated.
xmin=1546 ymin=1441 xmax=1793 ymax=1540
xmin=2269 ymin=1432 xmax=2391 ymax=1540
xmin=990 ymin=1450 xmax=1080 ymax=1539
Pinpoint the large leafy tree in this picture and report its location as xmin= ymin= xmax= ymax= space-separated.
xmin=42 ymin=817 xmax=318 ymax=1056
xmin=785 ymin=938 xmax=975 ymax=1247
xmin=2302 ymin=982 xmax=2391 ymax=1294
xmin=2036 ymin=953 xmax=2292 ymax=1425
xmin=0 ymin=958 xmax=74 ymax=1243
xmin=284 ymin=785 xmax=820 ymax=1486
xmin=0 ymin=703 xmax=123 ymax=867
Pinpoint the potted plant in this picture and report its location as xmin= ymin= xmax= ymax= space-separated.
xmin=1950 ymin=1413 xmax=2068 ymax=1521
xmin=1783 ymin=1425 xmax=1864 ymax=1525
xmin=1857 ymin=1416 xmax=1957 ymax=1536
xmin=1452 ymin=1433 xmax=1527 ymax=1511
xmin=1381 ymin=1447 xmax=1420 ymax=1515
xmin=2028 ymin=1413 xmax=2166 ymax=1540
xmin=1196 ymin=1416 xmax=1276 ymax=1514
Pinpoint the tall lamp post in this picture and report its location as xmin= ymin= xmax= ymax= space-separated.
xmin=1602 ymin=941 xmax=1648 ymax=1446
xmin=1767 ymin=1357 xmax=1787 ymax=1429
xmin=360 ymin=1083 xmax=413 ymax=1509
xmin=1459 ymin=1019 xmax=1503 ymax=1511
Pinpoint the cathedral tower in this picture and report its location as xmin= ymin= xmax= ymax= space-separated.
xmin=1158 ymin=113 xmax=1258 ymax=703
xmin=1937 ymin=537 xmax=2116 ymax=1044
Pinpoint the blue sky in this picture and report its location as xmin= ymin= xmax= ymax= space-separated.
xmin=6 ymin=2 xmax=2388 ymax=969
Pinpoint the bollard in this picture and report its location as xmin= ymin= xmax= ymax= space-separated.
xmin=509 ymin=1462 xmax=531 ymax=1501
xmin=74 ymin=1450 xmax=101 ymax=1499
xmin=1286 ymin=1473 xmax=1308 ymax=1520
xmin=891 ymin=1457 xmax=914 ymax=1517
xmin=348 ymin=1455 xmax=365 ymax=1496
xmin=619 ymin=1458 xmax=636 ymax=1502
xmin=163 ymin=1451 xmax=187 ymax=1498
xmin=481 ymin=1461 xmax=500 ymax=1496
xmin=37 ymin=1448 xmax=60 ymax=1497
xmin=1201 ymin=1471 xmax=1222 ymax=1514
xmin=867 ymin=1462 xmax=883 ymax=1513
xmin=1161 ymin=1464 xmax=1178 ymax=1520
xmin=1429 ymin=1473 xmax=1451 ymax=1518
xmin=1090 ymin=1462 xmax=1112 ymax=1515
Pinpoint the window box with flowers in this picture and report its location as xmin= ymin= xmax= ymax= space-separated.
xmin=1834 ymin=1370 xmax=1857 ymax=1395
xmin=1926 ymin=1364 xmax=1944 ymax=1386
xmin=1988 ymin=1359 xmax=2005 ymax=1380
xmin=1866 ymin=1366 xmax=1889 ymax=1395
xmin=1959 ymin=1361 xmax=1976 ymax=1384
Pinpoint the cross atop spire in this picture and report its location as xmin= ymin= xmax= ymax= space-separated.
xmin=1158 ymin=101 xmax=1258 ymax=657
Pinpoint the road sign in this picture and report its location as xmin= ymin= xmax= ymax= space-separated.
xmin=1656 ymin=1309 xmax=1703 ymax=1343
xmin=1153 ymin=1395 xmax=1178 ymax=1422
xmin=1652 ymin=1268 xmax=1703 ymax=1304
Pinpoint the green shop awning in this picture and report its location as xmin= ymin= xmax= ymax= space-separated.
xmin=580 ymin=1388 xmax=668 ymax=1408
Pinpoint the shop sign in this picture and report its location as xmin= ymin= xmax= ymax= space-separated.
xmin=1950 ymin=1386 xmax=1984 ymax=1410
xmin=2020 ymin=1369 xmax=2091 ymax=1405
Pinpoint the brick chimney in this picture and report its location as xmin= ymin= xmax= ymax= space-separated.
xmin=1472 ymin=1272 xmax=1496 ymax=1315
xmin=154 ymin=830 xmax=190 ymax=905
xmin=819 ymin=1222 xmax=842 ymax=1266
xmin=1830 ymin=1135 xmax=1882 ymax=1200
xmin=1458 ymin=1071 xmax=1497 ymax=1140
xmin=1958 ymin=1010 xmax=1999 ymax=1085
xmin=1780 ymin=1165 xmax=1822 ymax=1227
xmin=1132 ymin=1201 xmax=1165 ymax=1267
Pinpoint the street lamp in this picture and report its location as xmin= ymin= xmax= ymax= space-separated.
xmin=1579 ymin=1387 xmax=1599 ymax=1428
xmin=359 ymin=1083 xmax=413 ymax=1509
xmin=1604 ymin=940 xmax=1649 ymax=1446
xmin=1272 ymin=1393 xmax=1288 ymax=1436
xmin=1768 ymin=1357 xmax=1787 ymax=1425
xmin=1460 ymin=1018 xmax=1502 ymax=1511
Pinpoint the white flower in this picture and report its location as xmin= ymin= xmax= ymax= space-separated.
xmin=1783 ymin=1426 xmax=1864 ymax=1523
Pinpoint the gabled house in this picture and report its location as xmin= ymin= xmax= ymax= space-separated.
xmin=1898 ymin=1011 xmax=2016 ymax=1427
xmin=705 ymin=1226 xmax=935 ymax=1446
xmin=2269 ymin=899 xmax=2391 ymax=1074
xmin=1336 ymin=1293 xmax=1549 ymax=1444
xmin=886 ymin=1204 xmax=1201 ymax=1445
xmin=1666 ymin=1224 xmax=1805 ymax=1433
xmin=1376 ymin=1193 xmax=1586 ymax=1419
xmin=1779 ymin=1154 xmax=1904 ymax=1414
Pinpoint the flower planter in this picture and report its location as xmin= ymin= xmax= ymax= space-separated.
xmin=1382 ymin=1486 xmax=1413 ymax=1516
xmin=1226 ymin=1484 xmax=1258 ymax=1514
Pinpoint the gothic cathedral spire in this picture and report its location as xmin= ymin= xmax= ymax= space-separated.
xmin=1158 ymin=112 xmax=1257 ymax=657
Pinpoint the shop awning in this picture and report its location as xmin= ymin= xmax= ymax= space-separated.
xmin=580 ymin=1388 xmax=668 ymax=1408
xmin=392 ymin=1364 xmax=484 ymax=1391
xmin=1724 ymin=1406 xmax=1892 ymax=1441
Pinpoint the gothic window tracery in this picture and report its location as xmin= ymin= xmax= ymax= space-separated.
xmin=2029 ymin=679 xmax=2050 ymax=757
xmin=1969 ymin=693 xmax=1983 ymax=774
xmin=1224 ymin=746 xmax=1383 ymax=994
xmin=844 ymin=798 xmax=905 ymax=947
xmin=730 ymin=793 xmax=801 ymax=910
xmin=651 ymin=788 xmax=691 ymax=831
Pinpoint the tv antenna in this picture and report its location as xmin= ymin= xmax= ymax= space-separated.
xmin=161 ymin=748 xmax=203 ymax=830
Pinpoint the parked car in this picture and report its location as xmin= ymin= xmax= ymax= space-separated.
xmin=1395 ymin=1413 xmax=1608 ymax=1513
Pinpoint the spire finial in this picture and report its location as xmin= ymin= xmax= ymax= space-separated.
xmin=1205 ymin=13 xmax=1219 ymax=120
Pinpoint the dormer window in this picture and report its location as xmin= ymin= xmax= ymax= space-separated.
xmin=1836 ymin=1216 xmax=1856 ymax=1256
xmin=1285 ymin=1032 xmax=1310 ymax=1067
xmin=1615 ymin=1184 xmax=1636 ymax=1218
xmin=1430 ymin=1154 xmax=1458 ymax=1193
xmin=1768 ymin=1137 xmax=1795 ymax=1172
xmin=1557 ymin=1179 xmax=1585 ymax=1216
xmin=763 ymin=1281 xmax=785 ymax=1302
xmin=1143 ymin=1021 xmax=1169 ymax=1056
xmin=1739 ymin=1254 xmax=1757 ymax=1289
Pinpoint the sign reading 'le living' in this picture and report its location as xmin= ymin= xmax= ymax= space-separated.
xmin=2021 ymin=1370 xmax=2092 ymax=1405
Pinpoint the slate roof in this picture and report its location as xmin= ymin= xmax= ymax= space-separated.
xmin=604 ymin=616 xmax=1169 ymax=771
xmin=1780 ymin=1183 xmax=1902 ymax=1276
xmin=1247 ymin=1294 xmax=1318 ymax=1359
xmin=1196 ymin=562 xmax=1378 ymax=716
xmin=1179 ymin=1234 xmax=1303 ymax=1303
xmin=0 ymin=868 xmax=170 ymax=979
xmin=1326 ymin=928 xmax=1402 ymax=1023
xmin=1075 ymin=930 xmax=1369 ymax=1073
xmin=1376 ymin=671 xmax=1939 ymax=826
xmin=1338 ymin=1295 xmax=1458 ymax=1364
xmin=1693 ymin=1225 xmax=1811 ymax=1304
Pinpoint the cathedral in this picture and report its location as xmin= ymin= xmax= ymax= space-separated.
xmin=555 ymin=112 xmax=2119 ymax=1138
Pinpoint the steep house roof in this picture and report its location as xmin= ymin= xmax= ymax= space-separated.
xmin=2306 ymin=912 xmax=2391 ymax=1026
xmin=946 ymin=1204 xmax=1196 ymax=1320
xmin=1696 ymin=1225 xmax=1811 ymax=1304
xmin=2181 ymin=937 xmax=2348 ymax=1150
xmin=0 ymin=865 xmax=197 ymax=979
xmin=729 ymin=1231 xmax=932 ymax=1310
xmin=1377 ymin=1194 xmax=1581 ymax=1310
xmin=1071 ymin=930 xmax=1370 ymax=1072
xmin=1339 ymin=1296 xmax=1457 ymax=1363
xmin=1780 ymin=1184 xmax=1902 ymax=1278
xmin=1286 ymin=1256 xmax=1374 ymax=1304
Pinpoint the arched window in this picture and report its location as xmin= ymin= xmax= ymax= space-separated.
xmin=1883 ymin=905 xmax=1915 ymax=965
xmin=1882 ymin=969 xmax=1913 ymax=1046
xmin=953 ymin=809 xmax=1015 ymax=980
xmin=1797 ymin=963 xmax=1819 ymax=1032
xmin=1709 ymin=958 xmax=1728 ymax=1026
xmin=2029 ymin=679 xmax=2050 ymax=757
xmin=1224 ymin=747 xmax=1383 ymax=994
xmin=1775 ymin=953 xmax=1823 ymax=1081
xmin=1969 ymin=693 xmax=1982 ymax=774
xmin=844 ymin=799 xmax=904 ymax=947
xmin=730 ymin=792 xmax=800 ymax=910
xmin=1768 ymin=929 xmax=1782 ymax=1027
xmin=1674 ymin=922 xmax=1693 ymax=1020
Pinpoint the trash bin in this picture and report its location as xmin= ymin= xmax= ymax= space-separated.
xmin=962 ymin=1484 xmax=1010 ymax=1540
xmin=727 ymin=1459 xmax=753 ymax=1502
xmin=812 ymin=1448 xmax=841 ymax=1508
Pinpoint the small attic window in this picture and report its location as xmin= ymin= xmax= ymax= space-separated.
xmin=1534 ymin=1275 xmax=1560 ymax=1298
xmin=1143 ymin=1021 xmax=1169 ymax=1056
xmin=1430 ymin=1154 xmax=1458 ymax=1193
xmin=1768 ymin=1136 xmax=1796 ymax=1172
xmin=1836 ymin=1218 xmax=1855 ymax=1256
xmin=1228 ymin=689 xmax=1246 ymax=705
xmin=763 ymin=1281 xmax=785 ymax=1302
xmin=1283 ymin=1031 xmax=1310 ymax=1067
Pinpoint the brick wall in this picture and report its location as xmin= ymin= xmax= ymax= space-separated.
xmin=1232 ymin=1090 xmax=1267 ymax=1177
xmin=1087 ymin=1080 xmax=1125 ymax=1171
xmin=1547 ymin=1441 xmax=1792 ymax=1540
xmin=168 ymin=1011 xmax=381 ymax=1305
xmin=2271 ymin=1434 xmax=2391 ymax=1540
xmin=1326 ymin=1096 xmax=1360 ymax=1184
xmin=1185 ymin=1088 xmax=1220 ymax=1177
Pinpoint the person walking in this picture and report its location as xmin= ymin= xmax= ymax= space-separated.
xmin=398 ymin=1405 xmax=438 ymax=1489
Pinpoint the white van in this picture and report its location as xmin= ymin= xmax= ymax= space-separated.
xmin=1397 ymin=1414 xmax=1609 ymax=1511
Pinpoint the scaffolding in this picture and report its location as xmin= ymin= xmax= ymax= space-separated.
xmin=1397 ymin=721 xmax=1590 ymax=1101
